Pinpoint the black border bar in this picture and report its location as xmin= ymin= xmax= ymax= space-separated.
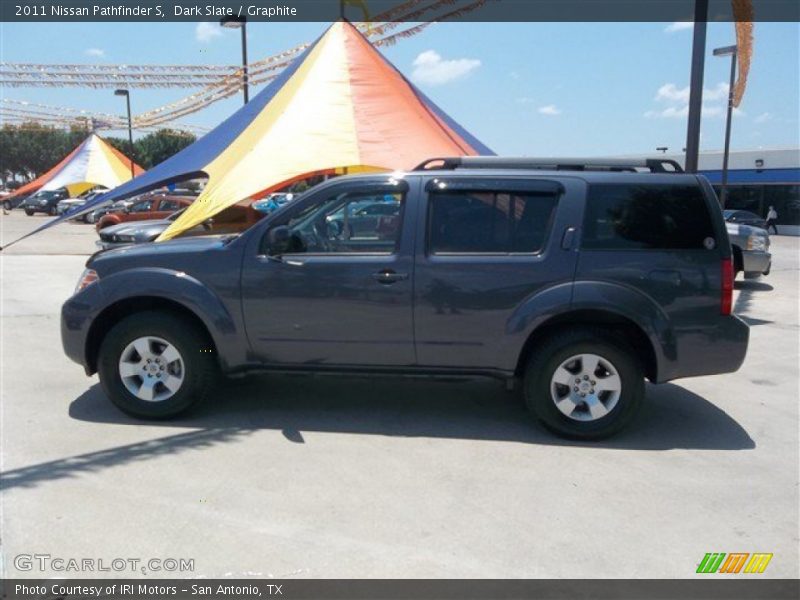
xmin=1 ymin=0 xmax=799 ymax=23
xmin=2 ymin=579 xmax=800 ymax=600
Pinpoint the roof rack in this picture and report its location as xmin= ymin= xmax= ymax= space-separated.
xmin=413 ymin=156 xmax=684 ymax=173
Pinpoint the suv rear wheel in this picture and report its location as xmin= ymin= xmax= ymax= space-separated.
xmin=97 ymin=311 xmax=218 ymax=418
xmin=523 ymin=328 xmax=644 ymax=439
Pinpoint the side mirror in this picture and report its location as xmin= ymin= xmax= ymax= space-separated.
xmin=265 ymin=225 xmax=292 ymax=256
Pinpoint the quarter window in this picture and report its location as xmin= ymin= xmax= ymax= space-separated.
xmin=428 ymin=190 xmax=558 ymax=254
xmin=582 ymin=184 xmax=714 ymax=250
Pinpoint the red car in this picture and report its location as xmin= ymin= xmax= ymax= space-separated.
xmin=96 ymin=193 xmax=195 ymax=231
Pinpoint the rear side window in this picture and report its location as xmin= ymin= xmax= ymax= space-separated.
xmin=429 ymin=190 xmax=558 ymax=254
xmin=160 ymin=199 xmax=183 ymax=211
xmin=582 ymin=184 xmax=714 ymax=250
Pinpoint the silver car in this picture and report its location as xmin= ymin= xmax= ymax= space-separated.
xmin=726 ymin=222 xmax=771 ymax=278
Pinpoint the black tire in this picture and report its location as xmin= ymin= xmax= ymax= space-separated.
xmin=24 ymin=208 xmax=34 ymax=216
xmin=523 ymin=327 xmax=644 ymax=439
xmin=48 ymin=206 xmax=57 ymax=216
xmin=97 ymin=310 xmax=219 ymax=419
xmin=2 ymin=200 xmax=10 ymax=211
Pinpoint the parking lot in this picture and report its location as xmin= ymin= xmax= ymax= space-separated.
xmin=1 ymin=211 xmax=798 ymax=578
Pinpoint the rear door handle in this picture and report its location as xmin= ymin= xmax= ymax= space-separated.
xmin=561 ymin=227 xmax=577 ymax=250
xmin=372 ymin=269 xmax=408 ymax=284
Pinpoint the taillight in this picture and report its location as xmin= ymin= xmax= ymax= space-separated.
xmin=721 ymin=258 xmax=733 ymax=315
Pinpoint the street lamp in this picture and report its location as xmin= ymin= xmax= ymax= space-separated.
xmin=656 ymin=147 xmax=668 ymax=154
xmin=713 ymin=44 xmax=738 ymax=208
xmin=220 ymin=16 xmax=249 ymax=104
xmin=114 ymin=89 xmax=136 ymax=178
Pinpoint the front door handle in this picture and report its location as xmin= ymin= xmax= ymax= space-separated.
xmin=372 ymin=269 xmax=408 ymax=284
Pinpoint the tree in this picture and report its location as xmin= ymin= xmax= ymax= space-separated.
xmin=134 ymin=129 xmax=196 ymax=168
xmin=0 ymin=125 xmax=196 ymax=185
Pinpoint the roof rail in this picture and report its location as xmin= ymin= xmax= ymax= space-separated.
xmin=413 ymin=156 xmax=684 ymax=173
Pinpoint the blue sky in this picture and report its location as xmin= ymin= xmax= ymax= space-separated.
xmin=1 ymin=20 xmax=798 ymax=156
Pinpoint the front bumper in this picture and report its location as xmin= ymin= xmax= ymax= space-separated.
xmin=741 ymin=249 xmax=771 ymax=276
xmin=61 ymin=282 xmax=104 ymax=374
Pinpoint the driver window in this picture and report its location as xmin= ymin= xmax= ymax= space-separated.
xmin=278 ymin=191 xmax=404 ymax=255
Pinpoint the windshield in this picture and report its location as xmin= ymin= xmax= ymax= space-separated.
xmin=31 ymin=190 xmax=62 ymax=200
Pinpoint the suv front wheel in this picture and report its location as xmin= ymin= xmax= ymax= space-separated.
xmin=98 ymin=311 xmax=218 ymax=418
xmin=523 ymin=328 xmax=644 ymax=439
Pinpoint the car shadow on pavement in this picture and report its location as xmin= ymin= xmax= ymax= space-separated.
xmin=734 ymin=279 xmax=775 ymax=325
xmin=66 ymin=375 xmax=754 ymax=451
xmin=2 ymin=378 xmax=754 ymax=492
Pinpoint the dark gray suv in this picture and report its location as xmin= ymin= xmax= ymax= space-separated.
xmin=61 ymin=158 xmax=748 ymax=439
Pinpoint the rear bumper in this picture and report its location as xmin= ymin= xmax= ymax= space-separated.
xmin=742 ymin=249 xmax=771 ymax=276
xmin=659 ymin=315 xmax=749 ymax=382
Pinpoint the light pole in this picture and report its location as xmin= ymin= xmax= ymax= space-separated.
xmin=221 ymin=16 xmax=249 ymax=104
xmin=685 ymin=0 xmax=709 ymax=173
xmin=114 ymin=89 xmax=135 ymax=178
xmin=713 ymin=44 xmax=737 ymax=209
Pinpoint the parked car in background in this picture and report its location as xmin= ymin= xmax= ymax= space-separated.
xmin=726 ymin=222 xmax=771 ymax=279
xmin=2 ymin=193 xmax=27 ymax=211
xmin=723 ymin=209 xmax=767 ymax=231
xmin=97 ymin=208 xmax=212 ymax=249
xmin=97 ymin=204 xmax=259 ymax=249
xmin=87 ymin=198 xmax=135 ymax=224
xmin=326 ymin=198 xmax=402 ymax=238
xmin=252 ymin=193 xmax=295 ymax=215
xmin=95 ymin=194 xmax=195 ymax=231
xmin=19 ymin=188 xmax=70 ymax=216
xmin=62 ymin=157 xmax=749 ymax=440
xmin=56 ymin=187 xmax=108 ymax=218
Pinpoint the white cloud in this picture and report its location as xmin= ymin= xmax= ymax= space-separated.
xmin=703 ymin=82 xmax=730 ymax=101
xmin=85 ymin=48 xmax=105 ymax=57
xmin=538 ymin=104 xmax=562 ymax=116
xmin=411 ymin=50 xmax=480 ymax=86
xmin=655 ymin=83 xmax=690 ymax=103
xmin=664 ymin=21 xmax=694 ymax=33
xmin=755 ymin=112 xmax=772 ymax=123
xmin=647 ymin=81 xmax=737 ymax=119
xmin=654 ymin=82 xmax=729 ymax=103
xmin=644 ymin=106 xmax=688 ymax=119
xmin=196 ymin=22 xmax=223 ymax=43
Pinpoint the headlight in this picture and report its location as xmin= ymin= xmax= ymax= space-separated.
xmin=747 ymin=234 xmax=767 ymax=252
xmin=75 ymin=268 xmax=99 ymax=294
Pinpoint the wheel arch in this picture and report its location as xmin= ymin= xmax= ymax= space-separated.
xmin=85 ymin=296 xmax=216 ymax=374
xmin=514 ymin=309 xmax=659 ymax=382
